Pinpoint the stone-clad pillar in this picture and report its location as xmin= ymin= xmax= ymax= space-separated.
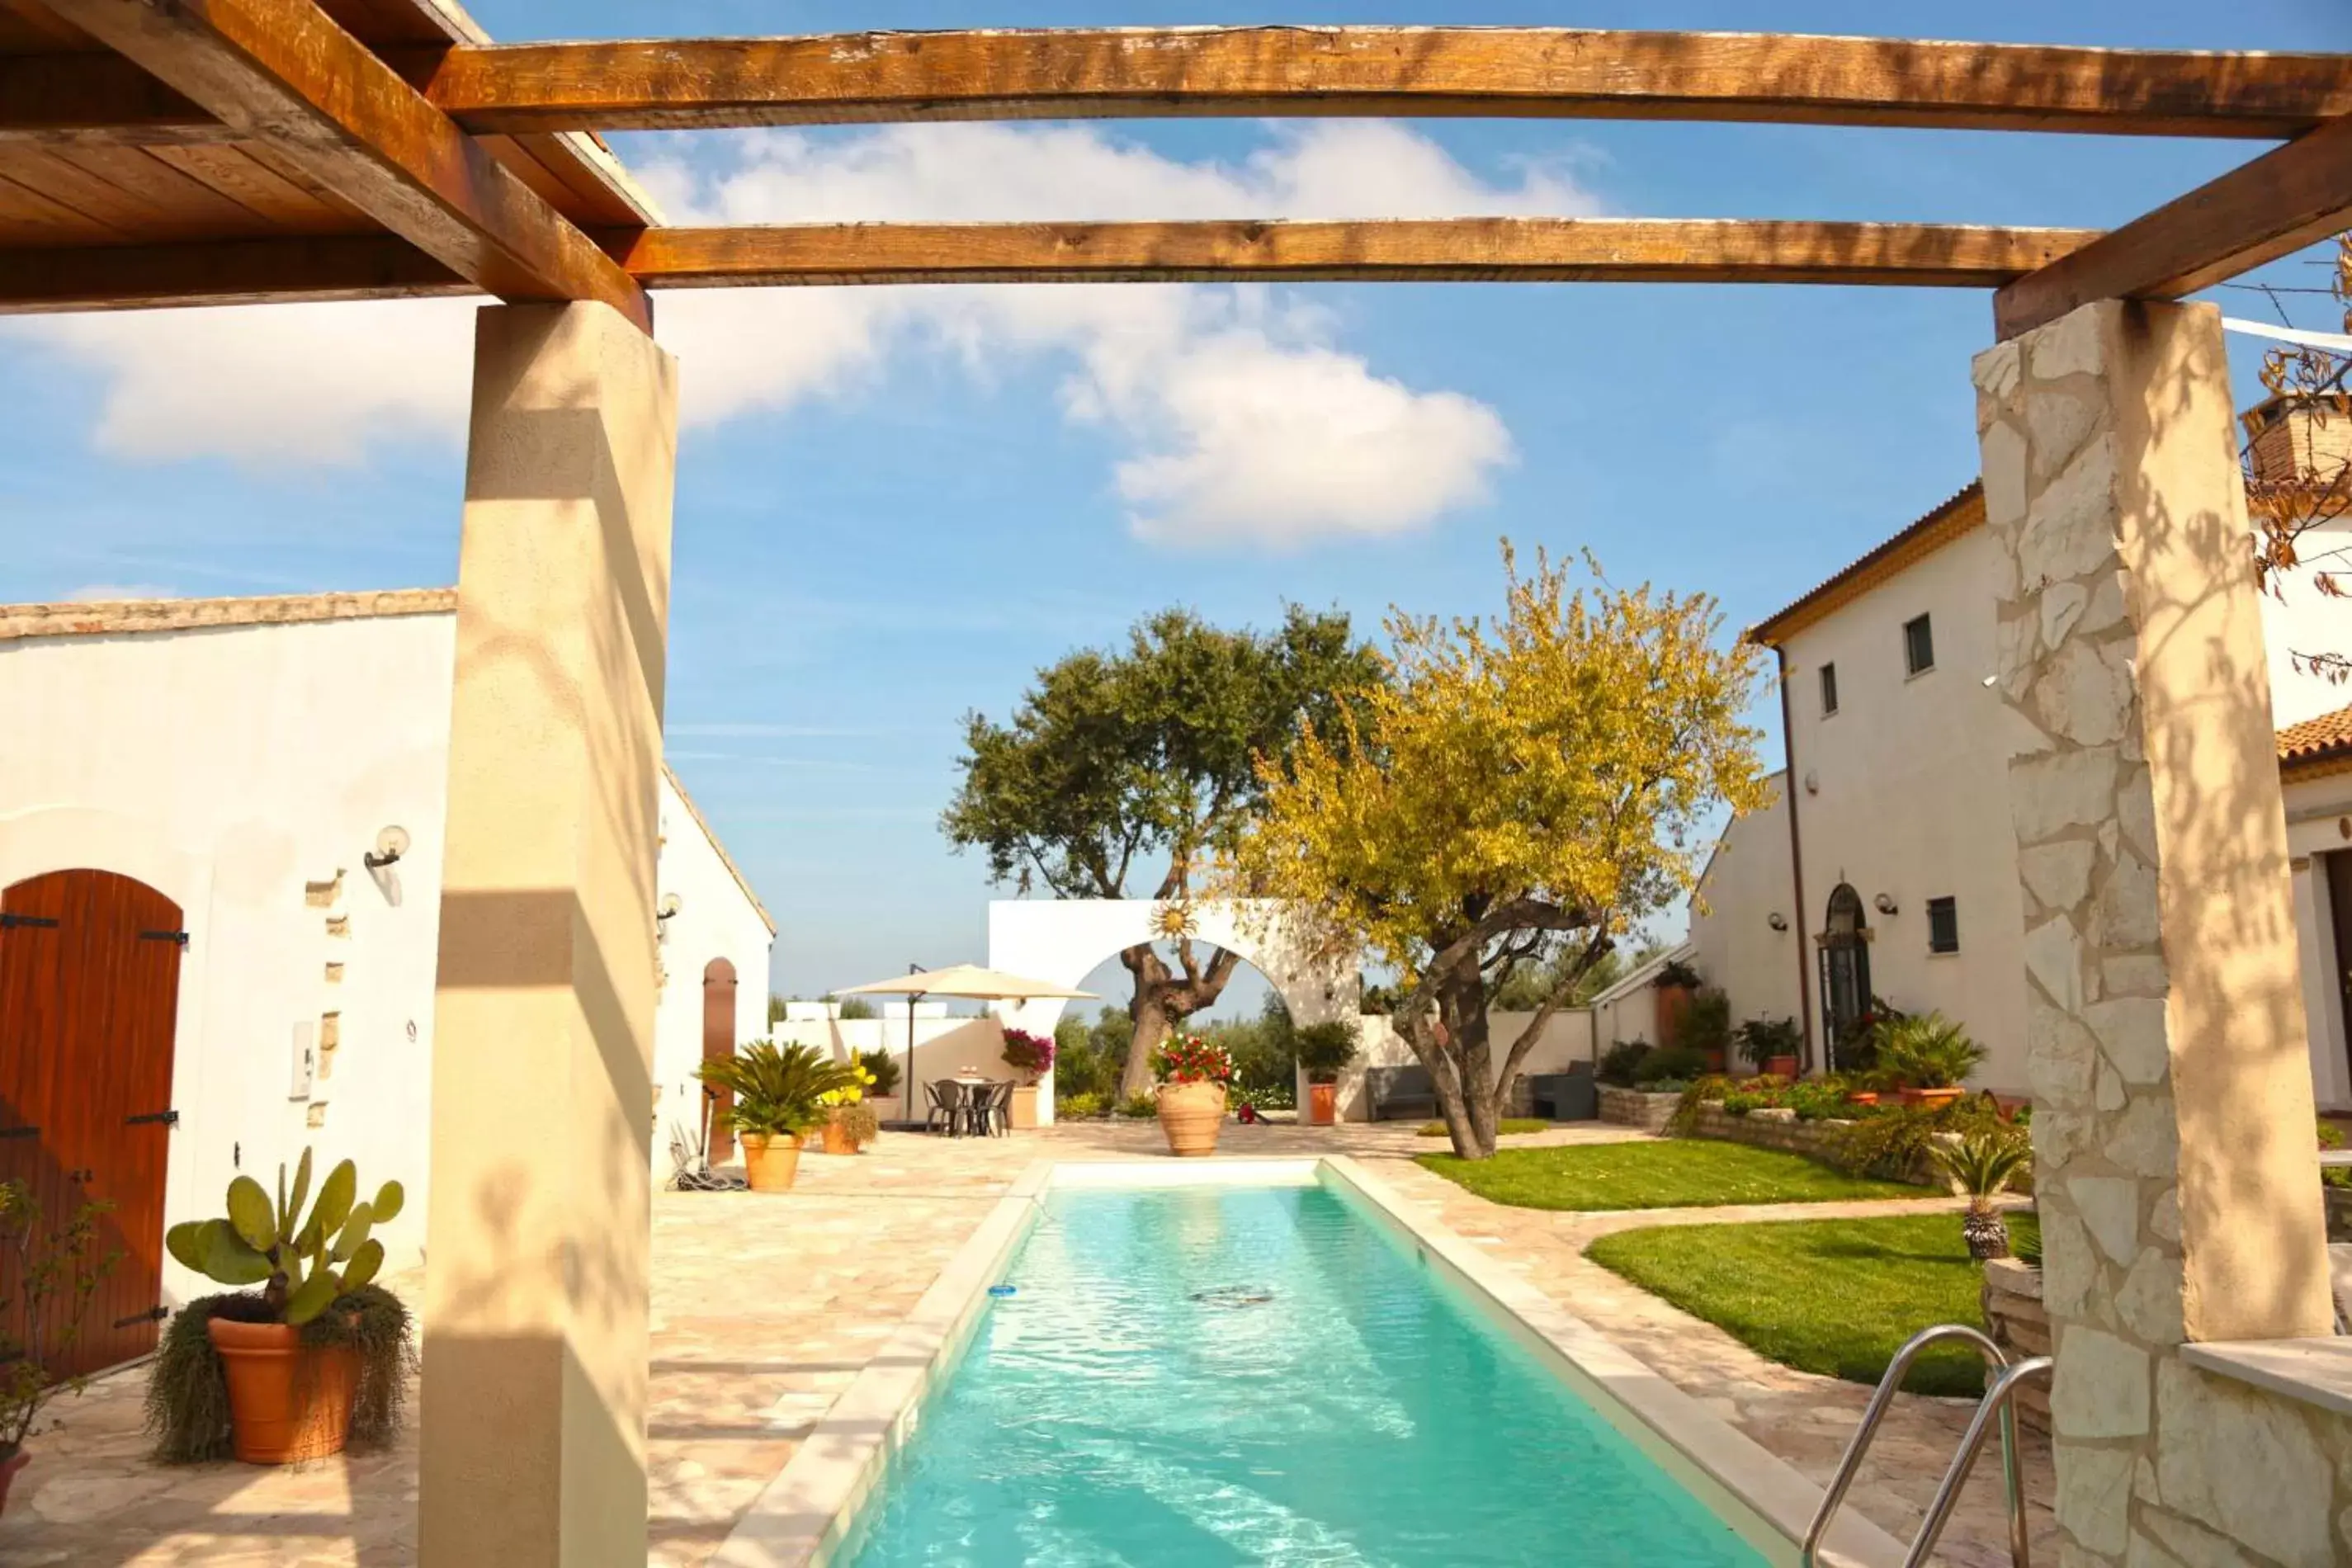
xmin=420 ymin=302 xmax=678 ymax=1567
xmin=1975 ymin=300 xmax=2335 ymax=1566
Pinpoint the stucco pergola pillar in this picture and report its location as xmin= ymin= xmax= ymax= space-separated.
xmin=420 ymin=302 xmax=678 ymax=1566
xmin=1975 ymin=300 xmax=2335 ymax=1566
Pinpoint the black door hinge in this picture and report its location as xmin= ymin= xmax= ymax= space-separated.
xmin=111 ymin=1305 xmax=169 ymax=1329
xmin=0 ymin=912 xmax=58 ymax=929
xmin=0 ymin=1125 xmax=35 ymax=1140
xmin=139 ymin=929 xmax=190 ymax=947
xmin=125 ymin=1109 xmax=179 ymax=1126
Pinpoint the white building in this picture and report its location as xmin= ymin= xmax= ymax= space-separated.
xmin=0 ymin=588 xmax=772 ymax=1375
xmin=1688 ymin=480 xmax=2352 ymax=1108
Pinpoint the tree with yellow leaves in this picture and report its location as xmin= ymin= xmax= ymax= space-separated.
xmin=1238 ymin=545 xmax=1769 ymax=1159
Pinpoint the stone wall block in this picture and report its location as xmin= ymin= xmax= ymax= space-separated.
xmin=2153 ymin=1362 xmax=2333 ymax=1568
xmin=2020 ymin=433 xmax=2123 ymax=587
xmin=2029 ymin=308 xmax=2108 ymax=381
xmin=2024 ymin=841 xmax=2099 ymax=916
xmin=2053 ymin=1326 xmax=2152 ymax=1439
xmin=2012 ymin=746 xmax=2121 ymax=845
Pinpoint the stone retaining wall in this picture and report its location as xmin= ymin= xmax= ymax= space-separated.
xmin=1597 ymin=1086 xmax=1680 ymax=1133
xmin=1981 ymin=1259 xmax=2053 ymax=1433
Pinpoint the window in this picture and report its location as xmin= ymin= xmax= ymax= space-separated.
xmin=1927 ymin=896 xmax=1959 ymax=954
xmin=1903 ymin=613 xmax=1935 ymax=675
xmin=1818 ymin=662 xmax=1840 ymax=716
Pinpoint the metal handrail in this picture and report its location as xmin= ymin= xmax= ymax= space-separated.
xmin=1903 ymin=1357 xmax=2052 ymax=1568
xmin=1802 ymin=1323 xmax=2025 ymax=1568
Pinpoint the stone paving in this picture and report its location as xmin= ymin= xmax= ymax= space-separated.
xmin=0 ymin=1119 xmax=2052 ymax=1566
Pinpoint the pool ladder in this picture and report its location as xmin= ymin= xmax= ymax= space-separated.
xmin=1801 ymin=1323 xmax=2052 ymax=1568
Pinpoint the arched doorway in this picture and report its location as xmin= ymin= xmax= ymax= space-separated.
xmin=701 ymin=958 xmax=739 ymax=1163
xmin=1818 ymin=883 xmax=1873 ymax=1070
xmin=0 ymin=869 xmax=183 ymax=1376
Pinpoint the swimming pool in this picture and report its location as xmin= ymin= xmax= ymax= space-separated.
xmin=834 ymin=1174 xmax=1773 ymax=1566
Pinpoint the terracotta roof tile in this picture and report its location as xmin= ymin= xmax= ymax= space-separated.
xmin=1746 ymin=481 xmax=1986 ymax=648
xmin=2279 ymin=701 xmax=2352 ymax=778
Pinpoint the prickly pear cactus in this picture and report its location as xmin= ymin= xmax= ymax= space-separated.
xmin=165 ymin=1147 xmax=404 ymax=1325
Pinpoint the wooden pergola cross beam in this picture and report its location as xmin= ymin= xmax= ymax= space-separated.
xmin=35 ymin=0 xmax=650 ymax=330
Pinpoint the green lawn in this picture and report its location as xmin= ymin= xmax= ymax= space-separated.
xmin=1416 ymin=1117 xmax=1551 ymax=1137
xmin=1415 ymin=1139 xmax=1920 ymax=1211
xmin=1585 ymin=1213 xmax=1995 ymax=1396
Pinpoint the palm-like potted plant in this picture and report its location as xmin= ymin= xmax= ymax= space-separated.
xmin=1152 ymin=1034 xmax=1235 ymax=1157
xmin=1873 ymin=1013 xmax=1986 ymax=1107
xmin=1000 ymin=1027 xmax=1056 ymax=1129
xmin=1737 ymin=1016 xmax=1802 ymax=1080
xmin=696 ymin=1041 xmax=859 ymax=1191
xmin=1 ymin=1179 xmax=119 ymax=1514
xmin=158 ymin=1150 xmax=411 ymax=1465
xmin=1676 ymin=985 xmax=1734 ymax=1074
xmin=1292 ymin=1021 xmax=1358 ymax=1126
xmin=1929 ymin=1128 xmax=2032 ymax=1259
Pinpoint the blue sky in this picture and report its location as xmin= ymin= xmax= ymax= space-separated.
xmin=2 ymin=0 xmax=2345 ymax=1011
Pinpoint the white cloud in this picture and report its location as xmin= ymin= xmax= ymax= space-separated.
xmin=7 ymin=121 xmax=1595 ymax=545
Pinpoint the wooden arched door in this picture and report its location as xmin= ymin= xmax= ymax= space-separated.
xmin=701 ymin=958 xmax=739 ymax=1164
xmin=0 ymin=869 xmax=184 ymax=1377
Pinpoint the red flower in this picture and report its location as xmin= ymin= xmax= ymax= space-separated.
xmin=1151 ymin=1033 xmax=1235 ymax=1085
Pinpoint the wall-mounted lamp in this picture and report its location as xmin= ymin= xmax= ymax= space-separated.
xmin=363 ymin=825 xmax=409 ymax=869
xmin=656 ymin=893 xmax=681 ymax=942
xmin=365 ymin=825 xmax=409 ymax=907
xmin=1873 ymin=893 xmax=1899 ymax=916
xmin=1767 ymin=913 xmax=1789 ymax=932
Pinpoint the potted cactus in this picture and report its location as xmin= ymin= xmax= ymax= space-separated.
xmin=695 ymin=1041 xmax=860 ymax=1191
xmin=160 ymin=1150 xmax=407 ymax=1464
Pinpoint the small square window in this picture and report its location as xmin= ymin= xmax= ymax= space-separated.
xmin=1903 ymin=614 xmax=1935 ymax=676
xmin=1927 ymin=896 xmax=1959 ymax=954
xmin=1819 ymin=663 xmax=1840 ymax=716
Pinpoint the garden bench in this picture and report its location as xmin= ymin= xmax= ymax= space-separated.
xmin=1367 ymin=1064 xmax=1438 ymax=1122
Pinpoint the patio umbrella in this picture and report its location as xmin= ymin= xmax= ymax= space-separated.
xmin=838 ymin=963 xmax=1097 ymax=1131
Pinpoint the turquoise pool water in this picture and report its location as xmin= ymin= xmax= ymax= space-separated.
xmin=839 ymin=1180 xmax=1772 ymax=1566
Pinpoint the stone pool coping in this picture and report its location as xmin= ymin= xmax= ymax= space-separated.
xmin=711 ymin=1155 xmax=1908 ymax=1568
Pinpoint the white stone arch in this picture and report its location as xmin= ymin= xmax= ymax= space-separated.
xmin=987 ymin=898 xmax=1364 ymax=1122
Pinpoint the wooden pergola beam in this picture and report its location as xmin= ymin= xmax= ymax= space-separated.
xmin=0 ymin=233 xmax=465 ymax=311
xmin=418 ymin=28 xmax=2352 ymax=139
xmin=38 ymin=0 xmax=649 ymax=331
xmin=0 ymin=53 xmax=234 ymax=145
xmin=1995 ymin=115 xmax=2352 ymax=339
xmin=0 ymin=217 xmax=2104 ymax=312
xmin=616 ymin=218 xmax=2102 ymax=290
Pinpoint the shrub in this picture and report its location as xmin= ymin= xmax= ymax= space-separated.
xmin=2 ymin=1178 xmax=118 ymax=1463
xmin=1643 ymin=1078 xmax=1693 ymax=1095
xmin=1786 ymin=1079 xmax=1858 ymax=1122
xmin=1737 ymin=1016 xmax=1803 ymax=1071
xmin=1634 ymin=1045 xmax=1707 ymax=1085
xmin=1292 ymin=1021 xmax=1358 ymax=1084
xmin=1831 ymin=1096 xmax=2014 ymax=1179
xmin=1115 ymin=1093 xmax=1159 ymax=1119
xmin=1872 ymin=1013 xmax=1986 ymax=1090
xmin=1598 ymin=1040 xmax=1653 ymax=1087
xmin=1000 ymin=1027 xmax=1056 ymax=1081
xmin=1230 ymin=1081 xmax=1296 ymax=1113
xmin=829 ymin=1102 xmax=880 ymax=1149
xmin=1675 ymin=987 xmax=1735 ymax=1060
xmin=1832 ymin=995 xmax=1908 ymax=1074
xmin=1059 ymin=1092 xmax=1106 ymax=1120
xmin=855 ymin=1047 xmax=901 ymax=1099
xmin=1654 ymin=957 xmax=1703 ymax=989
xmin=2321 ymin=1119 xmax=2350 ymax=1188
xmin=1721 ymin=1090 xmax=1766 ymax=1116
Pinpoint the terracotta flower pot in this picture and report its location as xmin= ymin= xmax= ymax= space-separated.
xmin=0 ymin=1448 xmax=27 ymax=1517
xmin=1156 ymin=1080 xmax=1227 ymax=1157
xmin=1847 ymin=1091 xmax=1879 ymax=1108
xmin=739 ymin=1131 xmax=805 ymax=1193
xmin=1897 ymin=1086 xmax=1965 ymax=1110
xmin=1307 ymin=1080 xmax=1339 ymax=1127
xmin=1765 ymin=1055 xmax=1799 ymax=1079
xmin=207 ymin=1318 xmax=360 ymax=1465
xmin=819 ymin=1117 xmax=857 ymax=1156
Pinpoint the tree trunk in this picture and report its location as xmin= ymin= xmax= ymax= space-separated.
xmin=1116 ymin=940 xmax=1244 ymax=1100
xmin=1405 ymin=961 xmax=1503 ymax=1159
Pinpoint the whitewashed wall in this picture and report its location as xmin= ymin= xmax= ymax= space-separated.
xmin=768 ymin=1004 xmax=1013 ymax=1122
xmin=0 ymin=600 xmax=774 ymax=1304
xmin=649 ymin=767 xmax=775 ymax=1173
xmin=1687 ymin=776 xmax=1807 ymax=1047
xmin=1775 ymin=527 xmax=2035 ymax=1093
xmin=2286 ymin=769 xmax=2352 ymax=1111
